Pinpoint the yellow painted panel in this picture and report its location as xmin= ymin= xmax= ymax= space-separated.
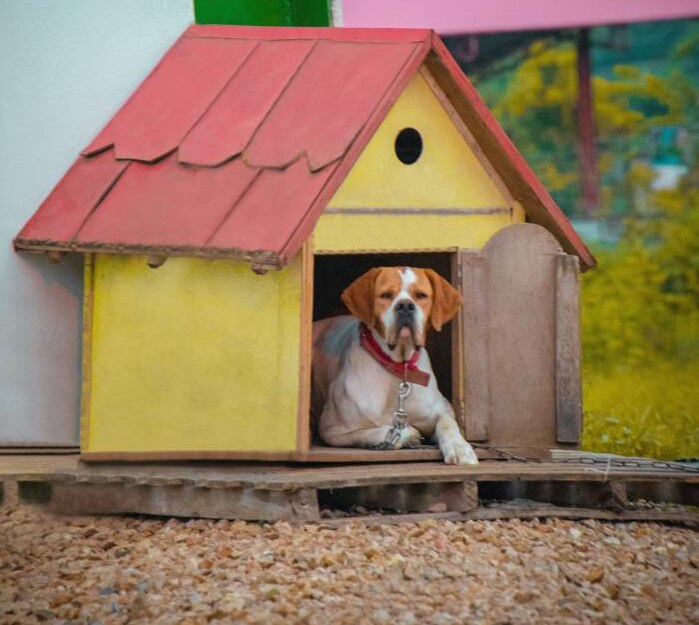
xmin=314 ymin=212 xmax=520 ymax=253
xmin=328 ymin=71 xmax=507 ymax=210
xmin=86 ymin=255 xmax=302 ymax=453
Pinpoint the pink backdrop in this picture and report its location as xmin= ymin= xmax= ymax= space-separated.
xmin=341 ymin=0 xmax=699 ymax=34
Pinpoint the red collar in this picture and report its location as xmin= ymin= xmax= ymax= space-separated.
xmin=358 ymin=323 xmax=431 ymax=387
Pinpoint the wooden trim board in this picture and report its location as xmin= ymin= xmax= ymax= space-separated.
xmin=79 ymin=254 xmax=95 ymax=451
xmin=81 ymin=450 xmax=299 ymax=462
xmin=556 ymin=254 xmax=583 ymax=443
xmin=459 ymin=249 xmax=490 ymax=441
xmin=296 ymin=241 xmax=314 ymax=454
xmin=450 ymin=252 xmax=466 ymax=433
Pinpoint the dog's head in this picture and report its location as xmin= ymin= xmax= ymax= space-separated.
xmin=341 ymin=267 xmax=462 ymax=353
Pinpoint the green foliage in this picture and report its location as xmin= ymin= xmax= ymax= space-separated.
xmin=482 ymin=34 xmax=699 ymax=217
xmin=580 ymin=180 xmax=699 ymax=458
xmin=582 ymin=364 xmax=699 ymax=459
xmin=581 ymin=182 xmax=699 ymax=369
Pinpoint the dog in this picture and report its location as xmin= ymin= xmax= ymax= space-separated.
xmin=312 ymin=266 xmax=478 ymax=465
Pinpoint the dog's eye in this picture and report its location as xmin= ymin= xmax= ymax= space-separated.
xmin=415 ymin=291 xmax=429 ymax=300
xmin=379 ymin=291 xmax=393 ymax=300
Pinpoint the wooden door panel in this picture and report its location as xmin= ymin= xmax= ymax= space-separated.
xmin=459 ymin=223 xmax=581 ymax=451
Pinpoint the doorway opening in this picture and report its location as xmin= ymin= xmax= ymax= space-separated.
xmin=311 ymin=251 xmax=458 ymax=451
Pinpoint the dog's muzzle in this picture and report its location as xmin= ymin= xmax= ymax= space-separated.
xmin=388 ymin=299 xmax=418 ymax=350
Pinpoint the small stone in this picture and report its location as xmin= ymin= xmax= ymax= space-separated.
xmin=514 ymin=590 xmax=535 ymax=603
xmin=217 ymin=545 xmax=232 ymax=558
xmin=50 ymin=593 xmax=72 ymax=608
xmin=34 ymin=608 xmax=54 ymax=621
xmin=265 ymin=587 xmax=280 ymax=600
xmin=586 ymin=567 xmax=605 ymax=583
xmin=403 ymin=562 xmax=420 ymax=580
xmin=98 ymin=588 xmax=117 ymax=596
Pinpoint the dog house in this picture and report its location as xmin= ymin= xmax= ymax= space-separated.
xmin=14 ymin=25 xmax=595 ymax=462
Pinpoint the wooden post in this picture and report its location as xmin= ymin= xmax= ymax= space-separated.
xmin=555 ymin=254 xmax=582 ymax=444
xmin=459 ymin=250 xmax=490 ymax=441
xmin=577 ymin=28 xmax=599 ymax=216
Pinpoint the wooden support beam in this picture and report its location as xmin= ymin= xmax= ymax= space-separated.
xmin=0 ymin=480 xmax=19 ymax=508
xmin=49 ymin=483 xmax=321 ymax=522
xmin=479 ymin=479 xmax=627 ymax=511
xmin=626 ymin=481 xmax=698 ymax=507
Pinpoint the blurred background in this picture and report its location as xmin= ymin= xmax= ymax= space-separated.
xmin=442 ymin=19 xmax=699 ymax=459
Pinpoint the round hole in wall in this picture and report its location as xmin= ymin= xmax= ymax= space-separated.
xmin=394 ymin=127 xmax=423 ymax=164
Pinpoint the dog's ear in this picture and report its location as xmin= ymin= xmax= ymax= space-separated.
xmin=341 ymin=268 xmax=379 ymax=328
xmin=425 ymin=269 xmax=462 ymax=331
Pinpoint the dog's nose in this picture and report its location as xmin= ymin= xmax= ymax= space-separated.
xmin=395 ymin=299 xmax=416 ymax=316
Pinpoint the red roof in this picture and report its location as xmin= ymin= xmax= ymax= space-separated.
xmin=15 ymin=25 xmax=595 ymax=270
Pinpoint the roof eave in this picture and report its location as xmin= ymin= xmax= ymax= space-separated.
xmin=13 ymin=238 xmax=284 ymax=270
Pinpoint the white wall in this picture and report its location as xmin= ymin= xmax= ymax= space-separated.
xmin=0 ymin=0 xmax=193 ymax=445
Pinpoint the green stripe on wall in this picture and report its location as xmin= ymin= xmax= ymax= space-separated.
xmin=194 ymin=0 xmax=331 ymax=26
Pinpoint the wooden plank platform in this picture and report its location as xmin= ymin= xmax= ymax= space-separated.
xmin=0 ymin=454 xmax=696 ymax=524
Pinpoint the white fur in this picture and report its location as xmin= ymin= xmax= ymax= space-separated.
xmin=380 ymin=268 xmax=425 ymax=343
xmin=313 ymin=315 xmax=478 ymax=466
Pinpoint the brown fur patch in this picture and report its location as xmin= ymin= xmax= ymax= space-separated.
xmin=424 ymin=268 xmax=462 ymax=331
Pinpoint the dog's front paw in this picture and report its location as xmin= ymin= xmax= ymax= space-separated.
xmin=397 ymin=425 xmax=423 ymax=449
xmin=441 ymin=438 xmax=478 ymax=465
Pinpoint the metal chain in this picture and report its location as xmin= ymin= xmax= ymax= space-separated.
xmin=376 ymin=362 xmax=413 ymax=449
xmin=555 ymin=456 xmax=699 ymax=473
xmin=383 ymin=380 xmax=411 ymax=448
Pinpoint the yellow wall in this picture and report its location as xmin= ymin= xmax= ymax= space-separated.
xmin=315 ymin=212 xmax=516 ymax=252
xmin=315 ymin=69 xmax=522 ymax=252
xmin=85 ymin=254 xmax=302 ymax=453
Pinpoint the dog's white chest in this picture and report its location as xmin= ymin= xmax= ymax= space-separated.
xmin=342 ymin=345 xmax=440 ymax=429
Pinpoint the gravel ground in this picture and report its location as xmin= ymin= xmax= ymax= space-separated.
xmin=1 ymin=506 xmax=697 ymax=625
